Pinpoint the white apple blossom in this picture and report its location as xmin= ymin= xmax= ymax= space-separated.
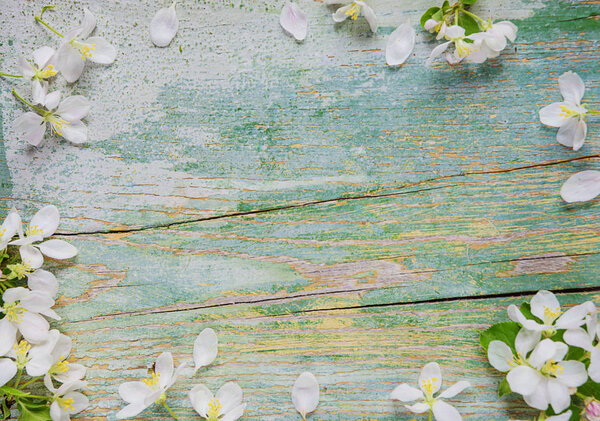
xmin=1 ymin=287 xmax=56 ymax=344
xmin=29 ymin=329 xmax=87 ymax=385
xmin=564 ymin=303 xmax=600 ymax=381
xmin=27 ymin=269 xmax=59 ymax=299
xmin=2 ymin=339 xmax=54 ymax=381
xmin=539 ymin=71 xmax=589 ymax=151
xmin=13 ymin=89 xmax=90 ymax=145
xmin=292 ymin=372 xmax=319 ymax=420
xmin=150 ymin=2 xmax=179 ymax=47
xmin=17 ymin=46 xmax=57 ymax=105
xmin=45 ymin=378 xmax=89 ymax=421
xmin=116 ymin=352 xmax=186 ymax=419
xmin=189 ymin=382 xmax=246 ymax=421
xmin=503 ymin=339 xmax=587 ymax=413
xmin=194 ymin=327 xmax=218 ymax=372
xmin=56 ymin=8 xmax=117 ymax=83
xmin=390 ymin=362 xmax=470 ymax=421
xmin=0 ymin=208 xmax=21 ymax=249
xmin=280 ymin=2 xmax=308 ymax=41
xmin=426 ymin=25 xmax=481 ymax=65
xmin=385 ymin=23 xmax=416 ymax=66
xmin=477 ymin=20 xmax=517 ymax=57
xmin=329 ymin=0 xmax=377 ymax=33
xmin=487 ymin=328 xmax=541 ymax=374
xmin=507 ymin=290 xmax=592 ymax=334
xmin=561 ymin=170 xmax=600 ymax=203
xmin=10 ymin=205 xmax=78 ymax=266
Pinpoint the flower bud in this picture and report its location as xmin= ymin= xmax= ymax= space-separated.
xmin=585 ymin=397 xmax=600 ymax=421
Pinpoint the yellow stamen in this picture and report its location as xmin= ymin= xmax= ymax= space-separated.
xmin=25 ymin=224 xmax=44 ymax=237
xmin=72 ymin=41 xmax=96 ymax=60
xmin=559 ymin=105 xmax=578 ymax=120
xmin=40 ymin=64 xmax=57 ymax=79
xmin=455 ymin=40 xmax=473 ymax=58
xmin=14 ymin=340 xmax=31 ymax=368
xmin=7 ymin=262 xmax=32 ymax=280
xmin=543 ymin=306 xmax=561 ymax=324
xmin=57 ymin=397 xmax=75 ymax=411
xmin=50 ymin=357 xmax=70 ymax=375
xmin=4 ymin=302 xmax=25 ymax=323
xmin=46 ymin=115 xmax=71 ymax=137
xmin=421 ymin=377 xmax=438 ymax=398
xmin=541 ymin=359 xmax=564 ymax=377
xmin=142 ymin=371 xmax=160 ymax=387
xmin=344 ymin=3 xmax=361 ymax=20
xmin=207 ymin=398 xmax=222 ymax=421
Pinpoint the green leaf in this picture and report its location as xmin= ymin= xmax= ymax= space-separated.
xmin=441 ymin=0 xmax=451 ymax=12
xmin=16 ymin=400 xmax=51 ymax=421
xmin=579 ymin=379 xmax=600 ymax=400
xmin=458 ymin=12 xmax=480 ymax=36
xmin=479 ymin=322 xmax=521 ymax=352
xmin=461 ymin=0 xmax=478 ymax=4
xmin=0 ymin=387 xmax=30 ymax=398
xmin=498 ymin=378 xmax=511 ymax=397
xmin=420 ymin=7 xmax=440 ymax=29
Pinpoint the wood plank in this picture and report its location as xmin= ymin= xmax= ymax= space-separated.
xmin=0 ymin=0 xmax=598 ymax=231
xmin=61 ymin=291 xmax=600 ymax=420
xmin=43 ymin=164 xmax=600 ymax=321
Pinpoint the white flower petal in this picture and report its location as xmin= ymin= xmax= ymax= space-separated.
xmin=119 ymin=381 xmax=152 ymax=404
xmin=405 ymin=402 xmax=429 ymax=413
xmin=27 ymin=269 xmax=59 ymax=298
xmin=57 ymin=96 xmax=90 ymax=121
xmin=332 ymin=5 xmax=351 ymax=23
xmin=18 ymin=57 xmax=36 ymax=79
xmin=588 ymin=349 xmax=600 ymax=382
xmin=0 ymin=358 xmax=18 ymax=387
xmin=79 ymin=8 xmax=97 ymax=40
xmin=515 ymin=328 xmax=541 ymax=357
xmin=32 ymin=80 xmax=48 ymax=106
xmin=33 ymin=46 xmax=56 ymax=69
xmin=487 ymin=340 xmax=513 ymax=372
xmin=547 ymin=411 xmax=572 ymax=421
xmin=26 ymin=354 xmax=53 ymax=377
xmin=558 ymin=71 xmax=584 ymax=104
xmin=529 ymin=339 xmax=558 ymax=369
xmin=360 ymin=2 xmax=377 ymax=32
xmin=292 ymin=372 xmax=319 ymax=418
xmin=539 ymin=102 xmax=569 ymax=127
xmin=0 ymin=319 xmax=18 ymax=356
xmin=424 ymin=18 xmax=438 ymax=31
xmin=556 ymin=302 xmax=590 ymax=329
xmin=547 ymin=379 xmax=570 ymax=414
xmin=60 ymin=120 xmax=88 ymax=144
xmin=44 ymin=91 xmax=62 ymax=111
xmin=189 ymin=384 xmax=213 ymax=417
xmin=419 ymin=362 xmax=442 ymax=395
xmin=432 ymin=399 xmax=462 ymax=421
xmin=116 ymin=403 xmax=148 ymax=419
xmin=280 ymin=3 xmax=308 ymax=41
xmin=19 ymin=311 xmax=50 ymax=344
xmin=523 ymin=382 xmax=549 ymax=410
xmin=385 ymin=23 xmax=415 ymax=66
xmin=507 ymin=365 xmax=541 ymax=395
xmin=530 ymin=290 xmax=560 ymax=323
xmin=216 ymin=382 xmax=243 ymax=414
xmin=390 ymin=383 xmax=423 ymax=402
xmin=150 ymin=3 xmax=179 ymax=47
xmin=493 ymin=21 xmax=517 ymax=42
xmin=1 ymin=209 xmax=22 ymax=245
xmin=55 ymin=363 xmax=87 ymax=383
xmin=38 ymin=239 xmax=78 ymax=259
xmin=56 ymin=44 xmax=85 ymax=83
xmin=560 ymin=170 xmax=600 ymax=203
xmin=193 ymin=327 xmax=218 ymax=371
xmin=155 ymin=352 xmax=174 ymax=389
xmin=220 ymin=403 xmax=246 ymax=421
xmin=30 ymin=205 xmax=60 ymax=238
xmin=426 ymin=41 xmax=451 ymax=66
xmin=22 ymin=290 xmax=55 ymax=313
xmin=556 ymin=117 xmax=586 ymax=150
xmin=49 ymin=400 xmax=64 ymax=421
xmin=438 ymin=381 xmax=470 ymax=399
xmin=445 ymin=25 xmax=465 ymax=39
xmin=86 ymin=37 xmax=117 ymax=64
xmin=20 ymin=245 xmax=44 ymax=269
xmin=65 ymin=391 xmax=89 ymax=414
xmin=14 ymin=112 xmax=46 ymax=146
xmin=556 ymin=360 xmax=587 ymax=387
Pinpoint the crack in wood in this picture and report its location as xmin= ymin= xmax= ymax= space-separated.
xmin=55 ymin=153 xmax=600 ymax=237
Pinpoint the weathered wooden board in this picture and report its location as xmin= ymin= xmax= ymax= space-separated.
xmin=0 ymin=0 xmax=598 ymax=232
xmin=60 ymin=292 xmax=600 ymax=420
xmin=1 ymin=0 xmax=599 ymax=420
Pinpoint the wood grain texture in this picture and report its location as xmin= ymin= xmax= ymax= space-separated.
xmin=1 ymin=0 xmax=599 ymax=419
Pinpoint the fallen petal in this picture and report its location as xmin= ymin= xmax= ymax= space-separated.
xmin=560 ymin=171 xmax=600 ymax=203
xmin=150 ymin=3 xmax=179 ymax=47
xmin=280 ymin=2 xmax=308 ymax=41
xmin=385 ymin=22 xmax=415 ymax=66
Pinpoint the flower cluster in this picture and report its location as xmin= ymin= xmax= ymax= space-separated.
xmin=117 ymin=327 xmax=322 ymax=420
xmin=482 ymin=290 xmax=600 ymax=420
xmin=422 ymin=0 xmax=517 ymax=65
xmin=1 ymin=7 xmax=116 ymax=146
xmin=277 ymin=0 xmax=517 ymax=68
xmin=0 ymin=206 xmax=88 ymax=421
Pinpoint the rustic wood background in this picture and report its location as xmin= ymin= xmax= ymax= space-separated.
xmin=1 ymin=0 xmax=599 ymax=419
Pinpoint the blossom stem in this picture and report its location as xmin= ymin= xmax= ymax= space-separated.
xmin=162 ymin=402 xmax=178 ymax=420
xmin=34 ymin=16 xmax=64 ymax=38
xmin=19 ymin=377 xmax=41 ymax=388
xmin=13 ymin=369 xmax=23 ymax=388
xmin=12 ymin=89 xmax=46 ymax=114
xmin=428 ymin=410 xmax=433 ymax=421
xmin=17 ymin=394 xmax=52 ymax=401
xmin=459 ymin=8 xmax=486 ymax=24
xmin=0 ymin=72 xmax=23 ymax=78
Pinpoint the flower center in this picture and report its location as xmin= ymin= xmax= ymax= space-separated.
xmin=46 ymin=115 xmax=71 ymax=136
xmin=50 ymin=357 xmax=70 ymax=375
xmin=207 ymin=398 xmax=222 ymax=421
xmin=71 ymin=40 xmax=96 ymax=60
xmin=57 ymin=397 xmax=75 ymax=411
xmin=543 ymin=306 xmax=561 ymax=324
xmin=344 ymin=3 xmax=361 ymax=20
xmin=421 ymin=377 xmax=438 ymax=400
xmin=3 ymin=301 xmax=25 ymax=323
xmin=541 ymin=359 xmax=563 ymax=377
xmin=26 ymin=225 xmax=44 ymax=237
xmin=34 ymin=64 xmax=57 ymax=80
xmin=14 ymin=340 xmax=31 ymax=368
xmin=7 ymin=262 xmax=33 ymax=280
xmin=454 ymin=40 xmax=473 ymax=58
xmin=142 ymin=371 xmax=161 ymax=389
xmin=508 ymin=353 xmax=526 ymax=368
